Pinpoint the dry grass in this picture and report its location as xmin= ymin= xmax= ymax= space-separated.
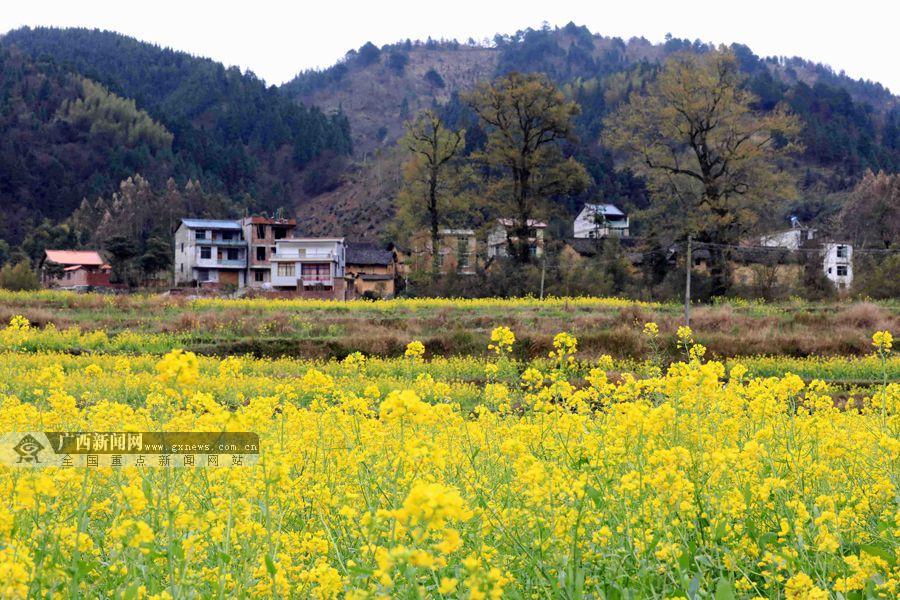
xmin=1 ymin=295 xmax=896 ymax=359
xmin=838 ymin=302 xmax=896 ymax=330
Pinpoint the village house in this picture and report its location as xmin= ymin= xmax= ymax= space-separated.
xmin=345 ymin=242 xmax=397 ymax=298
xmin=755 ymin=222 xmax=854 ymax=290
xmin=573 ymin=204 xmax=630 ymax=238
xmin=174 ymin=219 xmax=248 ymax=288
xmin=759 ymin=222 xmax=817 ymax=250
xmin=823 ymin=242 xmax=853 ymax=289
xmin=42 ymin=250 xmax=111 ymax=289
xmin=487 ymin=219 xmax=546 ymax=259
xmin=403 ymin=229 xmax=477 ymax=276
xmin=240 ymin=216 xmax=297 ymax=288
xmin=270 ymin=237 xmax=347 ymax=298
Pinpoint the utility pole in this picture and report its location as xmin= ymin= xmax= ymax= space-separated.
xmin=539 ymin=249 xmax=547 ymax=300
xmin=684 ymin=234 xmax=692 ymax=327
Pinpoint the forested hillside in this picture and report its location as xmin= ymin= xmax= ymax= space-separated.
xmin=0 ymin=27 xmax=352 ymax=246
xmin=282 ymin=24 xmax=899 ymax=239
xmin=1 ymin=23 xmax=898 ymax=265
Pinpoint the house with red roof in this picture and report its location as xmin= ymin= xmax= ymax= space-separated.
xmin=42 ymin=250 xmax=112 ymax=289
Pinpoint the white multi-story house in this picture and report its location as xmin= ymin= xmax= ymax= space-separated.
xmin=823 ymin=242 xmax=853 ymax=289
xmin=487 ymin=219 xmax=546 ymax=259
xmin=174 ymin=219 xmax=247 ymax=288
xmin=270 ymin=238 xmax=346 ymax=293
xmin=754 ymin=222 xmax=854 ymax=291
xmin=573 ymin=204 xmax=630 ymax=238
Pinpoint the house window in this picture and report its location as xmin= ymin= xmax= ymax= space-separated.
xmin=195 ymin=230 xmax=206 ymax=240
xmin=302 ymin=263 xmax=330 ymax=282
xmin=254 ymin=270 xmax=265 ymax=282
xmin=180 ymin=264 xmax=183 ymax=272
xmin=274 ymin=227 xmax=287 ymax=239
xmin=197 ymin=269 xmax=209 ymax=282
xmin=66 ymin=272 xmax=72 ymax=280
xmin=277 ymin=263 xmax=295 ymax=277
xmin=221 ymin=232 xmax=233 ymax=241
xmin=271 ymin=246 xmax=277 ymax=256
xmin=257 ymin=224 xmax=266 ymax=239
xmin=226 ymin=249 xmax=239 ymax=261
xmin=200 ymin=247 xmax=211 ymax=259
xmin=828 ymin=267 xmax=832 ymax=274
xmin=180 ymin=243 xmax=184 ymax=252
xmin=457 ymin=237 xmax=469 ymax=269
xmin=256 ymin=247 xmax=267 ymax=261
xmin=836 ymin=265 xmax=848 ymax=277
xmin=836 ymin=245 xmax=847 ymax=258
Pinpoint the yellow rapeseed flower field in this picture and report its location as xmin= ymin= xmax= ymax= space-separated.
xmin=0 ymin=315 xmax=897 ymax=598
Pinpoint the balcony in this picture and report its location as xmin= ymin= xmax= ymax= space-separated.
xmin=217 ymin=258 xmax=247 ymax=268
xmin=196 ymin=256 xmax=246 ymax=268
xmin=301 ymin=276 xmax=333 ymax=287
xmin=209 ymin=238 xmax=246 ymax=246
xmin=273 ymin=251 xmax=336 ymax=261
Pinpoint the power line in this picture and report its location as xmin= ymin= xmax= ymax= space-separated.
xmin=690 ymin=241 xmax=900 ymax=255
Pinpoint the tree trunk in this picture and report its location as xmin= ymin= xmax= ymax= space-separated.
xmin=429 ymin=172 xmax=440 ymax=279
xmin=708 ymin=243 xmax=731 ymax=298
xmin=515 ymin=167 xmax=532 ymax=264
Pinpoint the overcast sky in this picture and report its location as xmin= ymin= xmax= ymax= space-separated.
xmin=2 ymin=1 xmax=898 ymax=92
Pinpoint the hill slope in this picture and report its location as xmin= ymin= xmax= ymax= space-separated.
xmin=0 ymin=27 xmax=352 ymax=244
xmin=284 ymin=25 xmax=899 ymax=163
xmin=282 ymin=25 xmax=900 ymax=240
xmin=2 ymin=24 xmax=899 ymax=249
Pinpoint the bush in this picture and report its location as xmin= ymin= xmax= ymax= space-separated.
xmin=424 ymin=69 xmax=445 ymax=88
xmin=386 ymin=51 xmax=409 ymax=74
xmin=357 ymin=42 xmax=381 ymax=67
xmin=853 ymin=254 xmax=900 ymax=299
xmin=0 ymin=262 xmax=40 ymax=291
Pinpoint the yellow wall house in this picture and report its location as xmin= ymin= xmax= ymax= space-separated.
xmin=345 ymin=242 xmax=397 ymax=298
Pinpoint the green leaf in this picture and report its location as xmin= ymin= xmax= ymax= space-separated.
xmin=758 ymin=531 xmax=777 ymax=551
xmin=715 ymin=577 xmax=736 ymax=600
xmin=678 ymin=551 xmax=692 ymax=572
xmin=76 ymin=559 xmax=92 ymax=577
xmin=265 ymin=553 xmax=277 ymax=576
xmin=860 ymin=544 xmax=895 ymax=567
xmin=714 ymin=520 xmax=728 ymax=541
xmin=142 ymin=478 xmax=153 ymax=503
xmin=687 ymin=574 xmax=701 ymax=599
xmin=122 ymin=583 xmax=141 ymax=600
xmin=585 ymin=486 xmax=603 ymax=508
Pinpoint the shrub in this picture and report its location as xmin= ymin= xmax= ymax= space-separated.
xmin=424 ymin=69 xmax=445 ymax=88
xmin=0 ymin=262 xmax=40 ymax=291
